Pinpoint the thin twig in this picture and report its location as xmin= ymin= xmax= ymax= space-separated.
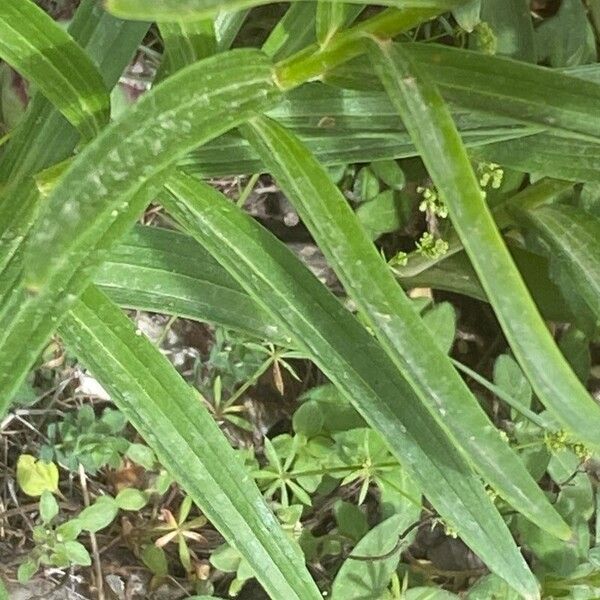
xmin=78 ymin=464 xmax=104 ymax=600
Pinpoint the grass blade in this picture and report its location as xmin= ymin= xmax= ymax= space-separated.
xmin=162 ymin=170 xmax=541 ymax=599
xmin=158 ymin=18 xmax=216 ymax=78
xmin=61 ymin=288 xmax=321 ymax=600
xmin=242 ymin=116 xmax=568 ymax=541
xmin=96 ymin=225 xmax=289 ymax=343
xmin=106 ymin=0 xmax=467 ymax=21
xmin=512 ymin=204 xmax=600 ymax=323
xmin=0 ymin=49 xmax=281 ymax=412
xmin=316 ymin=2 xmax=364 ymax=46
xmin=0 ymin=0 xmax=109 ymax=138
xmin=368 ymin=39 xmax=600 ymax=453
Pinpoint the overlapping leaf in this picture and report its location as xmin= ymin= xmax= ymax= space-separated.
xmin=367 ymin=39 xmax=600 ymax=453
xmin=106 ymin=0 xmax=467 ymax=21
xmin=162 ymin=170 xmax=541 ymax=599
xmin=513 ymin=204 xmax=600 ymax=322
xmin=61 ymin=288 xmax=321 ymax=600
xmin=0 ymin=49 xmax=282 ymax=413
xmin=0 ymin=0 xmax=109 ymax=138
xmin=241 ymin=116 xmax=568 ymax=541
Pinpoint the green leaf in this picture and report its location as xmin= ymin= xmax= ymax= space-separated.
xmin=78 ymin=496 xmax=119 ymax=533
xmin=158 ymin=18 xmax=216 ymax=79
xmin=126 ymin=443 xmax=156 ymax=469
xmin=536 ymin=0 xmax=596 ymax=68
xmin=479 ymin=0 xmax=535 ymax=62
xmin=331 ymin=514 xmax=408 ymax=600
xmin=16 ymin=455 xmax=59 ymax=497
xmin=0 ymin=49 xmax=281 ymax=413
xmin=241 ymin=116 xmax=567 ymax=546
xmin=512 ymin=204 xmax=600 ymax=324
xmin=422 ymin=302 xmax=456 ymax=355
xmin=334 ymin=500 xmax=368 ymax=542
xmin=56 ymin=519 xmax=83 ymax=542
xmin=17 ymin=559 xmax=38 ymax=583
xmin=467 ymin=574 xmax=523 ymax=599
xmin=39 ymin=490 xmax=59 ymax=524
xmin=559 ymin=328 xmax=591 ymax=384
xmin=63 ymin=541 xmax=92 ymax=566
xmin=141 ymin=545 xmax=169 ymax=577
xmin=60 ymin=288 xmax=321 ymax=600
xmin=115 ymin=488 xmax=148 ymax=511
xmin=452 ymin=0 xmax=481 ymax=32
xmin=368 ymin=40 xmax=600 ymax=458
xmin=316 ymin=2 xmax=363 ymax=47
xmin=404 ymin=590 xmax=459 ymax=599
xmin=355 ymin=190 xmax=407 ymax=239
xmin=106 ymin=0 xmax=469 ymax=21
xmin=162 ymin=170 xmax=545 ymax=598
xmin=262 ymin=4 xmax=317 ymax=61
xmin=0 ymin=0 xmax=109 ymax=138
xmin=493 ymin=354 xmax=532 ymax=411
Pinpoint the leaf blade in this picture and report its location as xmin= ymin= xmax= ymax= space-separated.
xmin=61 ymin=288 xmax=321 ymax=600
xmin=162 ymin=170 xmax=541 ymax=599
xmin=0 ymin=0 xmax=110 ymax=137
xmin=367 ymin=39 xmax=600 ymax=454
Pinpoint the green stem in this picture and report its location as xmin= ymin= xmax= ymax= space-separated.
xmin=275 ymin=7 xmax=442 ymax=89
xmin=226 ymin=353 xmax=281 ymax=407
xmin=451 ymin=358 xmax=548 ymax=429
xmin=237 ymin=173 xmax=260 ymax=208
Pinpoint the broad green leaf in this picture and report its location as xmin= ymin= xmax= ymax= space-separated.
xmin=536 ymin=0 xmax=596 ymax=68
xmin=405 ymin=590 xmax=459 ymax=599
xmin=61 ymin=288 xmax=321 ymax=600
xmin=422 ymin=302 xmax=456 ymax=354
xmin=494 ymin=354 xmax=532 ymax=410
xmin=468 ymin=574 xmax=523 ymax=599
xmin=78 ymin=496 xmax=119 ymax=532
xmin=16 ymin=455 xmax=59 ymax=497
xmin=242 ymin=117 xmax=567 ymax=544
xmin=559 ymin=328 xmax=591 ymax=384
xmin=355 ymin=190 xmax=407 ymax=239
xmin=215 ymin=9 xmax=249 ymax=51
xmin=368 ymin=40 xmax=600 ymax=456
xmin=0 ymin=49 xmax=281 ymax=413
xmin=479 ymin=0 xmax=535 ymax=62
xmin=0 ymin=0 xmax=109 ymax=138
xmin=452 ymin=0 xmax=480 ymax=32
xmin=106 ymin=0 xmax=468 ymax=21
xmin=162 ymin=170 xmax=542 ymax=598
xmin=513 ymin=204 xmax=600 ymax=323
xmin=331 ymin=514 xmax=410 ymax=600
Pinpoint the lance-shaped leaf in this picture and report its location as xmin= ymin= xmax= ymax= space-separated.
xmin=367 ymin=39 xmax=600 ymax=452
xmin=241 ymin=116 xmax=568 ymax=541
xmin=96 ymin=225 xmax=290 ymax=343
xmin=158 ymin=18 xmax=216 ymax=79
xmin=92 ymin=225 xmax=573 ymax=341
xmin=61 ymin=288 xmax=321 ymax=600
xmin=316 ymin=2 xmax=364 ymax=46
xmin=162 ymin=170 xmax=541 ymax=599
xmin=106 ymin=0 xmax=467 ymax=21
xmin=0 ymin=2 xmax=148 ymax=301
xmin=0 ymin=49 xmax=282 ymax=413
xmin=0 ymin=0 xmax=109 ymax=138
xmin=512 ymin=204 xmax=600 ymax=323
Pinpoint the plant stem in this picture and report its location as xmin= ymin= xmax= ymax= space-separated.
xmin=237 ymin=173 xmax=260 ymax=208
xmin=451 ymin=359 xmax=548 ymax=429
xmin=275 ymin=7 xmax=442 ymax=89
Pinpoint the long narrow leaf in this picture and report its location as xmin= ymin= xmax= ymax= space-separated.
xmin=368 ymin=39 xmax=600 ymax=453
xmin=96 ymin=226 xmax=290 ymax=343
xmin=162 ymin=170 xmax=541 ymax=599
xmin=61 ymin=288 xmax=321 ymax=600
xmin=242 ymin=116 xmax=568 ymax=541
xmin=106 ymin=0 xmax=467 ymax=21
xmin=0 ymin=49 xmax=282 ymax=412
xmin=512 ymin=204 xmax=600 ymax=323
xmin=0 ymin=0 xmax=109 ymax=138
